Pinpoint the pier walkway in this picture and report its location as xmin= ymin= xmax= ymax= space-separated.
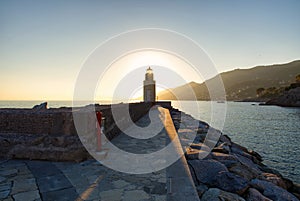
xmin=0 ymin=107 xmax=198 ymax=201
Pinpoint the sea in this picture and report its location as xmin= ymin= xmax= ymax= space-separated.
xmin=0 ymin=100 xmax=299 ymax=183
xmin=172 ymin=101 xmax=300 ymax=184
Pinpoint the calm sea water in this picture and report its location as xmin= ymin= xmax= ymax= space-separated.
xmin=0 ymin=100 xmax=116 ymax=108
xmin=172 ymin=101 xmax=300 ymax=183
xmin=0 ymin=100 xmax=299 ymax=183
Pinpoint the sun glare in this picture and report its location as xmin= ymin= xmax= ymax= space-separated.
xmin=95 ymin=50 xmax=203 ymax=101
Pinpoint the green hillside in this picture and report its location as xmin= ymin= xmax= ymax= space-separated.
xmin=158 ymin=60 xmax=300 ymax=101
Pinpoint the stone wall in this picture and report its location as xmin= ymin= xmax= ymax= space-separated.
xmin=0 ymin=109 xmax=76 ymax=135
xmin=0 ymin=102 xmax=171 ymax=161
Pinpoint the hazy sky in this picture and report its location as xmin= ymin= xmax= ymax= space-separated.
xmin=1 ymin=0 xmax=299 ymax=100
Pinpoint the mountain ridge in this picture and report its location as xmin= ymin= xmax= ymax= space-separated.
xmin=158 ymin=60 xmax=300 ymax=101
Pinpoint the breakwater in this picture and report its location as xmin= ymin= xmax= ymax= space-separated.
xmin=0 ymin=102 xmax=299 ymax=200
xmin=170 ymin=109 xmax=300 ymax=201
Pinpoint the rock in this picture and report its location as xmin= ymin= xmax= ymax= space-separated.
xmin=211 ymin=152 xmax=239 ymax=161
xmin=185 ymin=148 xmax=212 ymax=160
xmin=214 ymin=142 xmax=231 ymax=153
xmin=262 ymin=173 xmax=293 ymax=190
xmin=258 ymin=163 xmax=282 ymax=176
xmin=235 ymin=154 xmax=262 ymax=173
xmin=248 ymin=149 xmax=263 ymax=162
xmin=196 ymin=184 xmax=208 ymax=197
xmin=292 ymin=183 xmax=300 ymax=195
xmin=188 ymin=159 xmax=228 ymax=185
xmin=203 ymin=139 xmax=219 ymax=150
xmin=189 ymin=143 xmax=210 ymax=151
xmin=219 ymin=134 xmax=232 ymax=146
xmin=294 ymin=193 xmax=300 ymax=200
xmin=250 ymin=179 xmax=299 ymax=201
xmin=212 ymin=171 xmax=249 ymax=195
xmin=197 ymin=121 xmax=209 ymax=134
xmin=232 ymin=142 xmax=249 ymax=153
xmin=283 ymin=178 xmax=294 ymax=190
xmin=32 ymin=102 xmax=47 ymax=111
xmin=265 ymin=87 xmax=300 ymax=107
xmin=50 ymin=136 xmax=69 ymax=147
xmin=212 ymin=147 xmax=229 ymax=154
xmin=201 ymin=188 xmax=245 ymax=201
xmin=229 ymin=163 xmax=259 ymax=181
xmin=193 ymin=133 xmax=207 ymax=143
xmin=246 ymin=188 xmax=272 ymax=201
xmin=216 ymin=159 xmax=240 ymax=168
xmin=231 ymin=147 xmax=253 ymax=161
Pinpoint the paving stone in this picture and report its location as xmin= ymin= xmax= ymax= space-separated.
xmin=0 ymin=161 xmax=25 ymax=168
xmin=0 ymin=190 xmax=10 ymax=199
xmin=0 ymin=182 xmax=12 ymax=192
xmin=153 ymin=195 xmax=166 ymax=201
xmin=66 ymin=170 xmax=100 ymax=186
xmin=37 ymin=173 xmax=73 ymax=193
xmin=53 ymin=162 xmax=73 ymax=170
xmin=99 ymin=189 xmax=123 ymax=201
xmin=0 ymin=176 xmax=6 ymax=183
xmin=87 ymin=175 xmax=99 ymax=184
xmin=41 ymin=187 xmax=78 ymax=201
xmin=123 ymin=190 xmax=151 ymax=201
xmin=8 ymin=173 xmax=34 ymax=182
xmin=151 ymin=182 xmax=166 ymax=195
xmin=26 ymin=161 xmax=61 ymax=178
xmin=11 ymin=178 xmax=37 ymax=194
xmin=157 ymin=177 xmax=166 ymax=183
xmin=16 ymin=165 xmax=31 ymax=175
xmin=13 ymin=190 xmax=40 ymax=201
xmin=77 ymin=187 xmax=100 ymax=200
xmin=2 ymin=196 xmax=13 ymax=201
xmin=0 ymin=160 xmax=8 ymax=164
xmin=1 ymin=112 xmax=170 ymax=201
xmin=124 ymin=184 xmax=137 ymax=190
xmin=0 ymin=169 xmax=18 ymax=177
xmin=112 ymin=179 xmax=130 ymax=188
xmin=96 ymin=177 xmax=115 ymax=192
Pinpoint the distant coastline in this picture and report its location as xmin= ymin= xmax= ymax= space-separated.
xmin=158 ymin=60 xmax=300 ymax=102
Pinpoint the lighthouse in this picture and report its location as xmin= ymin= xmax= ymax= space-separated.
xmin=143 ymin=67 xmax=156 ymax=102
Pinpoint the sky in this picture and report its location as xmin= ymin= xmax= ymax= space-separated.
xmin=0 ymin=0 xmax=300 ymax=100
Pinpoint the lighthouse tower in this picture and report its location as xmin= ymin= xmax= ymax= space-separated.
xmin=143 ymin=67 xmax=156 ymax=102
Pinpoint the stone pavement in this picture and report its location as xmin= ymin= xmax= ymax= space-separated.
xmin=0 ymin=108 xmax=168 ymax=201
xmin=0 ymin=159 xmax=166 ymax=201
